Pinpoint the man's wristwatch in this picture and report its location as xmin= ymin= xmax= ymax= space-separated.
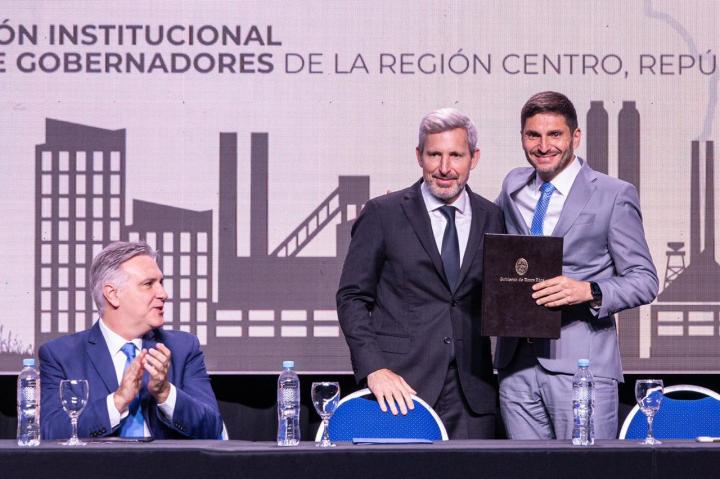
xmin=589 ymin=281 xmax=602 ymax=308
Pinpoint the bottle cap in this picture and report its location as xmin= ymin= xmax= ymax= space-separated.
xmin=577 ymin=358 xmax=590 ymax=367
xmin=282 ymin=360 xmax=295 ymax=369
xmin=22 ymin=358 xmax=35 ymax=367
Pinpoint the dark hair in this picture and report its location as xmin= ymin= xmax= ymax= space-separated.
xmin=521 ymin=91 xmax=578 ymax=132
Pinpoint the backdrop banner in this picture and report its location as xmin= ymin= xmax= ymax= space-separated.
xmin=0 ymin=1 xmax=718 ymax=373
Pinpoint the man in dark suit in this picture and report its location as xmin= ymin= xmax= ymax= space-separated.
xmin=337 ymin=108 xmax=504 ymax=439
xmin=40 ymin=241 xmax=223 ymax=440
xmin=495 ymin=91 xmax=658 ymax=439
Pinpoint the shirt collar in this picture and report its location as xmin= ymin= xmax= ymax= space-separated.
xmin=420 ymin=180 xmax=469 ymax=215
xmin=532 ymin=156 xmax=582 ymax=197
xmin=98 ymin=318 xmax=142 ymax=355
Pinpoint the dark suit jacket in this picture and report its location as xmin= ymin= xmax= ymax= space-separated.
xmin=39 ymin=322 xmax=223 ymax=439
xmin=337 ymin=180 xmax=504 ymax=414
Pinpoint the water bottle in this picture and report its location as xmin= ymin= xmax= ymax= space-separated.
xmin=277 ymin=360 xmax=300 ymax=446
xmin=571 ymin=358 xmax=594 ymax=446
xmin=17 ymin=358 xmax=41 ymax=447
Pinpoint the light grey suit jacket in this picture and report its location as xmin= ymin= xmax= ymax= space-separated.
xmin=494 ymin=159 xmax=658 ymax=381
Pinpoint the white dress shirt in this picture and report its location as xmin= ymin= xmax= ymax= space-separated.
xmin=510 ymin=157 xmax=600 ymax=313
xmin=512 ymin=156 xmax=582 ymax=235
xmin=420 ymin=182 xmax=472 ymax=267
xmin=98 ymin=318 xmax=176 ymax=436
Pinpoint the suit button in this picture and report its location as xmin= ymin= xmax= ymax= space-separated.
xmin=450 ymin=300 xmax=457 ymax=307
xmin=443 ymin=337 xmax=452 ymax=344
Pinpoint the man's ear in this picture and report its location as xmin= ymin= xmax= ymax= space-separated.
xmin=103 ymin=283 xmax=120 ymax=309
xmin=572 ymin=127 xmax=582 ymax=150
xmin=470 ymin=148 xmax=480 ymax=170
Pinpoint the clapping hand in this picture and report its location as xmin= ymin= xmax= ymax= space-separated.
xmin=144 ymin=343 xmax=172 ymax=404
xmin=114 ymin=350 xmax=146 ymax=413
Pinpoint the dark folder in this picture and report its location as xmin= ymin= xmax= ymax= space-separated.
xmin=481 ymin=233 xmax=563 ymax=338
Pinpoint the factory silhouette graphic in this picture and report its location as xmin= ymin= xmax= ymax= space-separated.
xmin=33 ymin=120 xmax=368 ymax=372
xmin=26 ymin=102 xmax=720 ymax=373
xmin=585 ymin=102 xmax=718 ymax=372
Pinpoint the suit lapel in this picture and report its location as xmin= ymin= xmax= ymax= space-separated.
xmin=456 ymin=187 xmax=487 ymax=289
xmin=505 ymin=169 xmax=535 ymax=235
xmin=551 ymin=162 xmax=596 ymax=238
xmin=86 ymin=321 xmax=119 ymax=393
xmin=141 ymin=329 xmax=158 ymax=354
xmin=401 ymin=181 xmax=448 ymax=287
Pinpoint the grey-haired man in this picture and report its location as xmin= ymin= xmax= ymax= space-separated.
xmin=40 ymin=241 xmax=223 ymax=440
xmin=338 ymin=108 xmax=504 ymax=438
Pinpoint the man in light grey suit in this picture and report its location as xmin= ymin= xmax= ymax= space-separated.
xmin=495 ymin=91 xmax=658 ymax=440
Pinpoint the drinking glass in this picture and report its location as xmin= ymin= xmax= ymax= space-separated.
xmin=312 ymin=381 xmax=340 ymax=448
xmin=60 ymin=379 xmax=89 ymax=446
xmin=635 ymin=379 xmax=664 ymax=445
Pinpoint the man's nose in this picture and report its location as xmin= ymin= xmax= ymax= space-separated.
xmin=439 ymin=155 xmax=451 ymax=173
xmin=156 ymin=284 xmax=168 ymax=301
xmin=537 ymin=136 xmax=549 ymax=152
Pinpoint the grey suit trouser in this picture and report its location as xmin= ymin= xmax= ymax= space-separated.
xmin=498 ymin=340 xmax=619 ymax=440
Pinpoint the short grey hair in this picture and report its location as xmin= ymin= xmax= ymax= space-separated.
xmin=417 ymin=108 xmax=478 ymax=154
xmin=90 ymin=241 xmax=157 ymax=316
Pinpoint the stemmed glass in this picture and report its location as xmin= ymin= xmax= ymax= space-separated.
xmin=635 ymin=379 xmax=664 ymax=445
xmin=60 ymin=379 xmax=89 ymax=446
xmin=312 ymin=381 xmax=340 ymax=448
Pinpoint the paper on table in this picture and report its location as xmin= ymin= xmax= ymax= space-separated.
xmin=352 ymin=438 xmax=434 ymax=444
xmin=696 ymin=436 xmax=720 ymax=442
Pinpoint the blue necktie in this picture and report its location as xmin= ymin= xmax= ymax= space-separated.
xmin=119 ymin=342 xmax=145 ymax=437
xmin=438 ymin=205 xmax=460 ymax=290
xmin=530 ymin=182 xmax=556 ymax=236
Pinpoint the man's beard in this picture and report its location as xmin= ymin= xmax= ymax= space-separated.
xmin=428 ymin=177 xmax=464 ymax=202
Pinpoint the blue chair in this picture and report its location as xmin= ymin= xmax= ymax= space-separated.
xmin=315 ymin=388 xmax=448 ymax=442
xmin=619 ymin=385 xmax=720 ymax=440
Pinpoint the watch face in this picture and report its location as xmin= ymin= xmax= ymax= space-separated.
xmin=591 ymin=282 xmax=602 ymax=299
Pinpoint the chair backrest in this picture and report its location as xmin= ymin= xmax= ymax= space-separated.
xmin=315 ymin=388 xmax=448 ymax=441
xmin=619 ymin=384 xmax=720 ymax=439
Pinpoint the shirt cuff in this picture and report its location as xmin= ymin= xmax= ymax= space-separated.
xmin=156 ymin=384 xmax=177 ymax=420
xmin=107 ymin=393 xmax=128 ymax=429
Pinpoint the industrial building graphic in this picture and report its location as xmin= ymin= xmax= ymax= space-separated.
xmin=33 ymin=119 xmax=368 ymax=372
xmin=35 ymin=120 xmax=126 ymax=350
xmin=28 ymin=103 xmax=720 ymax=372
xmin=585 ymin=101 xmax=720 ymax=371
xmin=650 ymin=141 xmax=720 ymax=366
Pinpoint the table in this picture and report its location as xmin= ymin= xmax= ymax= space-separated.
xmin=4 ymin=439 xmax=720 ymax=479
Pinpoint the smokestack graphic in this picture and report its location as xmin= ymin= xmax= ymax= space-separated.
xmin=659 ymin=140 xmax=719 ymax=302
xmin=691 ymin=141 xmax=701 ymax=260
xmin=618 ymin=101 xmax=640 ymax=193
xmin=251 ymin=133 xmax=269 ymax=257
xmin=218 ymin=132 xmax=270 ymax=262
xmin=690 ymin=140 xmax=716 ymax=261
xmin=586 ymin=101 xmax=609 ymax=174
xmin=219 ymin=133 xmax=238 ymax=267
xmin=615 ymin=102 xmax=640 ymax=361
xmin=705 ymin=141 xmax=715 ymax=259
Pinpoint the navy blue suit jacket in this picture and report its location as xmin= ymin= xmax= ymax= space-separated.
xmin=39 ymin=322 xmax=223 ymax=439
